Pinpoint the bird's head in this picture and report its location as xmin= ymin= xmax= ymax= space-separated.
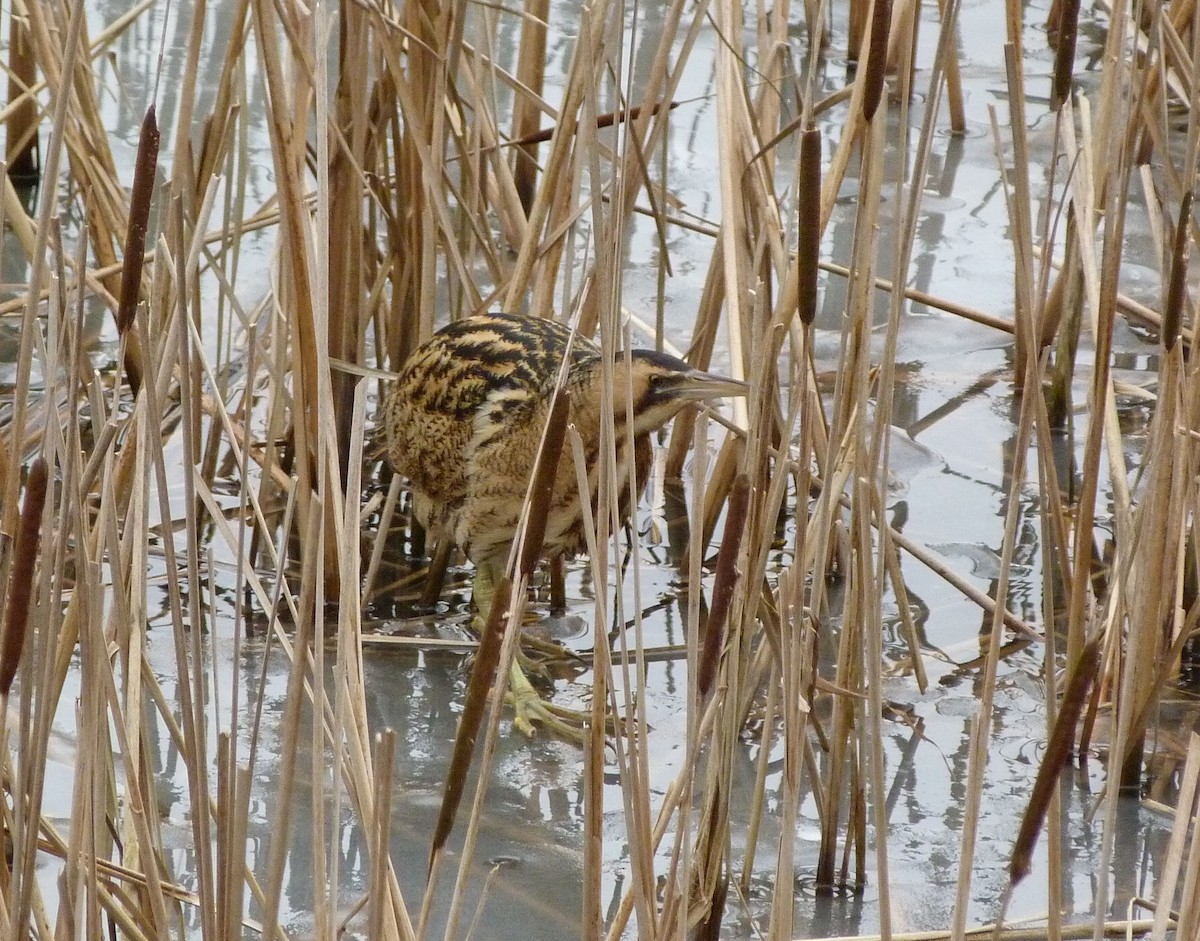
xmin=610 ymin=349 xmax=748 ymax=436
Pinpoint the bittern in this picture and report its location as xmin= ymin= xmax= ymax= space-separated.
xmin=382 ymin=312 xmax=746 ymax=737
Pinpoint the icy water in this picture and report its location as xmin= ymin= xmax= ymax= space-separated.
xmin=11 ymin=0 xmax=1195 ymax=937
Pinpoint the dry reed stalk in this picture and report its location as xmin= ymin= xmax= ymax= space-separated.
xmin=0 ymin=0 xmax=86 ymax=619
xmin=1053 ymin=99 xmax=1128 ymax=668
xmin=368 ymin=729 xmax=398 ymax=940
xmin=1148 ymin=735 xmax=1200 ymax=940
xmin=1111 ymin=205 xmax=1194 ymax=790
xmin=856 ymin=473 xmax=893 ymax=933
xmin=947 ymin=370 xmax=1040 ymax=941
xmin=1001 ymin=45 xmax=1041 ymax=388
xmin=1036 ymin=479 xmax=1066 ymax=941
xmin=172 ymin=207 xmax=218 ymax=934
xmin=249 ymin=0 xmax=335 ymax=597
xmin=311 ymin=32 xmax=335 ymax=929
xmin=565 ymin=424 xmax=605 ymax=941
xmin=805 ymin=34 xmax=895 ymax=880
xmin=437 ymin=567 xmax=534 ymax=941
xmin=21 ymin=0 xmax=146 ymax=373
xmin=257 ymin=506 xmax=320 ymax=941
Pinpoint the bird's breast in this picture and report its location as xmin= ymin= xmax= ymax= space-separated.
xmin=458 ymin=422 xmax=654 ymax=566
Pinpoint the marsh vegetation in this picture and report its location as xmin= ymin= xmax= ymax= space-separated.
xmin=1 ymin=0 xmax=1199 ymax=938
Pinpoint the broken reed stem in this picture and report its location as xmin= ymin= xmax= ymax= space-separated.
xmin=368 ymin=729 xmax=397 ymax=941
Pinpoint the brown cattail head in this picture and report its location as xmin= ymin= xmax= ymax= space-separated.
xmin=0 ymin=457 xmax=49 ymax=699
xmin=519 ymin=390 xmax=570 ymax=578
xmin=429 ymin=576 xmax=513 ymax=871
xmin=1050 ymin=0 xmax=1082 ymax=110
xmin=1163 ymin=191 xmax=1193 ymax=353
xmin=115 ymin=105 xmax=161 ymax=338
xmin=1008 ymin=636 xmax=1101 ymax=886
xmin=798 ymin=127 xmax=823 ymax=327
xmin=698 ymin=473 xmax=750 ymax=700
xmin=861 ymin=0 xmax=892 ymax=122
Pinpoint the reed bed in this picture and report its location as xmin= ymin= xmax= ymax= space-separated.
xmin=0 ymin=0 xmax=1198 ymax=937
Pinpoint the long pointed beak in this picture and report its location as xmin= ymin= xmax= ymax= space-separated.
xmin=670 ymin=369 xmax=750 ymax=401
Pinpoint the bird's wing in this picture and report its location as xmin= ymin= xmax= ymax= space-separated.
xmin=463 ymin=318 xmax=599 ymax=456
xmin=387 ymin=315 xmax=597 ymax=509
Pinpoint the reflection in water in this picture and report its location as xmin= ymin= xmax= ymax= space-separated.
xmin=237 ymin=641 xmax=584 ymax=938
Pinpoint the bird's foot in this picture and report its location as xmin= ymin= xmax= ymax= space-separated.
xmin=505 ymin=662 xmax=593 ymax=742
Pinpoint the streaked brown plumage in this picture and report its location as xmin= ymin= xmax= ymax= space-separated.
xmin=382 ymin=312 xmax=745 ymax=736
xmin=384 ymin=312 xmax=745 ymax=573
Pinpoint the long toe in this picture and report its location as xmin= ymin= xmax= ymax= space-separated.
xmin=506 ymin=662 xmax=592 ymax=742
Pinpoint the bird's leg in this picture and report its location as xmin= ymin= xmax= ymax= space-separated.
xmin=470 ymin=560 xmax=499 ymax=633
xmin=471 ymin=561 xmax=592 ymax=742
